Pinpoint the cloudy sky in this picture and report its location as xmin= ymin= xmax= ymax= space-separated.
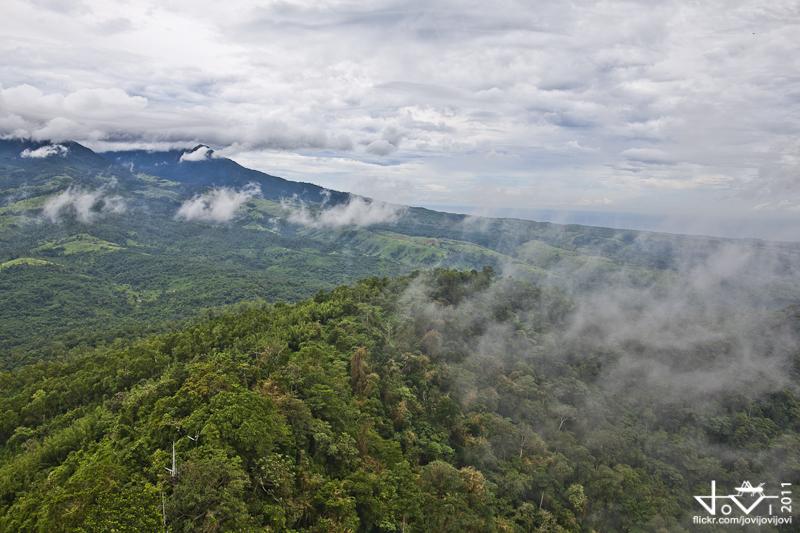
xmin=1 ymin=0 xmax=799 ymax=239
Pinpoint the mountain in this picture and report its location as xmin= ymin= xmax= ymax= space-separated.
xmin=0 ymin=139 xmax=110 ymax=170
xmin=0 ymin=269 xmax=797 ymax=531
xmin=1 ymin=139 xmax=799 ymax=368
xmin=104 ymin=145 xmax=344 ymax=203
xmin=1 ymin=139 xmax=799 ymax=531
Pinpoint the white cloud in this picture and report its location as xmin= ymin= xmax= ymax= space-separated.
xmin=620 ymin=148 xmax=673 ymax=165
xmin=365 ymin=139 xmax=396 ymax=156
xmin=284 ymin=195 xmax=405 ymax=228
xmin=179 ymin=145 xmax=213 ymax=162
xmin=1 ymin=0 xmax=799 ymax=237
xmin=0 ymin=85 xmax=148 ymax=142
xmin=20 ymin=143 xmax=69 ymax=158
xmin=42 ymin=186 xmax=126 ymax=223
xmin=175 ymin=183 xmax=261 ymax=223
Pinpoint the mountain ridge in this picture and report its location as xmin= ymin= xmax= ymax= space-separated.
xmin=103 ymin=144 xmax=347 ymax=204
xmin=3 ymin=137 xmax=795 ymax=245
xmin=2 ymin=137 xmax=799 ymax=368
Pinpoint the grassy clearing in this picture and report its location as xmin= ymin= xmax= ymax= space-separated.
xmin=34 ymin=234 xmax=124 ymax=255
xmin=0 ymin=257 xmax=55 ymax=270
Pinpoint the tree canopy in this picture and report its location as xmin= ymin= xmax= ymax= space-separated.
xmin=0 ymin=268 xmax=798 ymax=531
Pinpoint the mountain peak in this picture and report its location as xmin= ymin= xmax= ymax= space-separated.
xmin=101 ymin=145 xmax=346 ymax=204
xmin=0 ymin=138 xmax=109 ymax=169
xmin=179 ymin=144 xmax=214 ymax=162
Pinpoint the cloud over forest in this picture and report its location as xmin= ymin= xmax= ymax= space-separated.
xmin=20 ymin=144 xmax=69 ymax=158
xmin=284 ymin=196 xmax=405 ymax=229
xmin=42 ymin=186 xmax=126 ymax=223
xmin=175 ymin=183 xmax=261 ymax=223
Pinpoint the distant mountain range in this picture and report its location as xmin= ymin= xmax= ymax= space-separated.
xmin=2 ymin=138 xmax=799 ymax=366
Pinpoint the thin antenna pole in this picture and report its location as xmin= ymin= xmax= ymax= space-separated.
xmin=164 ymin=440 xmax=177 ymax=478
xmin=172 ymin=440 xmax=176 ymax=477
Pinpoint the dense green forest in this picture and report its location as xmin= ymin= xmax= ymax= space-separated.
xmin=1 ymin=269 xmax=798 ymax=531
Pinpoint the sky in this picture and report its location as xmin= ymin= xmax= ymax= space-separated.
xmin=1 ymin=0 xmax=799 ymax=240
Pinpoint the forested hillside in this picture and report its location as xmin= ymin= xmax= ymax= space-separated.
xmin=4 ymin=139 xmax=800 ymax=369
xmin=1 ymin=269 xmax=798 ymax=532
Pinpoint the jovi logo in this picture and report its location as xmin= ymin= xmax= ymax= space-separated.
xmin=694 ymin=480 xmax=792 ymax=517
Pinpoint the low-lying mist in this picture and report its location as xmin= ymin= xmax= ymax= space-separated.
xmin=394 ymin=235 xmax=800 ymax=524
xmin=406 ymin=235 xmax=800 ymax=407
